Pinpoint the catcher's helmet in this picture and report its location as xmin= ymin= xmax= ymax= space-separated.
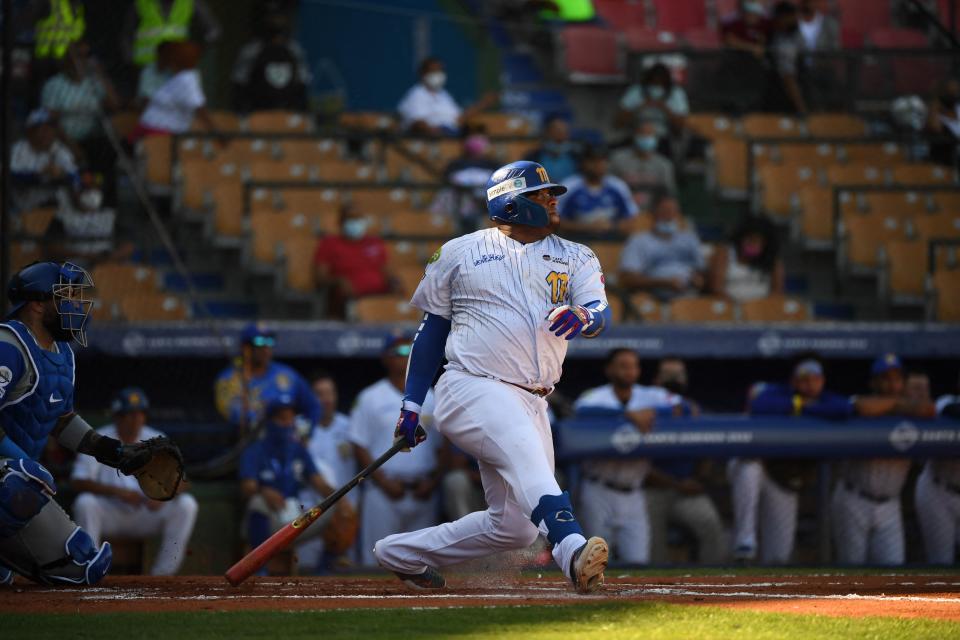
xmin=111 ymin=387 xmax=150 ymax=414
xmin=6 ymin=261 xmax=94 ymax=346
xmin=486 ymin=160 xmax=566 ymax=228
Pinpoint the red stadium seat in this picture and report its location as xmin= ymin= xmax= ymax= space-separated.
xmin=561 ymin=26 xmax=625 ymax=82
xmin=651 ymin=0 xmax=707 ymax=33
xmin=682 ymin=27 xmax=722 ymax=48
xmin=595 ymin=0 xmax=646 ymax=30
xmin=868 ymin=28 xmax=929 ymax=48
xmin=837 ymin=0 xmax=892 ymax=44
xmin=624 ymin=27 xmax=676 ymax=51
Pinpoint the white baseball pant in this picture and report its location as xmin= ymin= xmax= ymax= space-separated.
xmin=646 ymin=488 xmax=728 ymax=564
xmin=914 ymin=464 xmax=960 ymax=565
xmin=830 ymin=482 xmax=904 ymax=565
xmin=72 ymin=492 xmax=198 ymax=575
xmin=359 ymin=483 xmax=438 ymax=567
xmin=577 ymin=479 xmax=649 ymax=563
xmin=727 ymin=459 xmax=798 ymax=563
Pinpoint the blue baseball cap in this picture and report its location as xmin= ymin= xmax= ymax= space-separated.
xmin=111 ymin=387 xmax=150 ymax=414
xmin=382 ymin=332 xmax=412 ymax=357
xmin=871 ymin=353 xmax=903 ymax=376
xmin=263 ymin=393 xmax=297 ymax=418
xmin=240 ymin=322 xmax=276 ymax=348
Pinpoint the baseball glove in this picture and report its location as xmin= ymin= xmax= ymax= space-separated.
xmin=118 ymin=437 xmax=185 ymax=501
xmin=322 ymin=500 xmax=358 ymax=555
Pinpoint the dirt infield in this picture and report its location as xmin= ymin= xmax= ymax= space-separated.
xmin=3 ymin=574 xmax=959 ymax=620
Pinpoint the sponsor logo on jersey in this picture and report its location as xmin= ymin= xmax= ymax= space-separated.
xmin=428 ymin=247 xmax=442 ymax=264
xmin=486 ymin=176 xmax=527 ymax=201
xmin=474 ymin=254 xmax=505 ymax=267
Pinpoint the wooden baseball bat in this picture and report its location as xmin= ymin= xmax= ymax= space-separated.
xmin=224 ymin=434 xmax=413 ymax=586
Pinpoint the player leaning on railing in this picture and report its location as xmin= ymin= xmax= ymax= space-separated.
xmin=0 ymin=261 xmax=183 ymax=586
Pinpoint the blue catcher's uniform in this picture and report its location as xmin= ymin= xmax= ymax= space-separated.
xmin=0 ymin=261 xmax=111 ymax=587
xmin=748 ymin=382 xmax=854 ymax=419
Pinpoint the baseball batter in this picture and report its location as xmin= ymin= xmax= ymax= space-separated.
xmin=372 ymin=160 xmax=612 ymax=593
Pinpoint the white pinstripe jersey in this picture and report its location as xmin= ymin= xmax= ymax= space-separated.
xmin=411 ymin=227 xmax=607 ymax=389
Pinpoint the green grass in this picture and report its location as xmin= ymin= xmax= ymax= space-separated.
xmin=6 ymin=602 xmax=958 ymax=640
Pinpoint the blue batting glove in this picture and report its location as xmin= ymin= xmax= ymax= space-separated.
xmin=546 ymin=305 xmax=594 ymax=340
xmin=394 ymin=409 xmax=427 ymax=450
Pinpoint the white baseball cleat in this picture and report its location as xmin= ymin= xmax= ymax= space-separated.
xmin=570 ymin=536 xmax=608 ymax=594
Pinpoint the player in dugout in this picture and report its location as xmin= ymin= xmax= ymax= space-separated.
xmin=1 ymin=261 xmax=182 ymax=586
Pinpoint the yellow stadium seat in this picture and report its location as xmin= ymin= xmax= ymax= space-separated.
xmin=840 ymin=142 xmax=904 ymax=166
xmin=386 ymin=240 xmax=430 ymax=268
xmin=849 ymin=190 xmax=929 ymax=218
xmin=210 ymin=182 xmax=245 ymax=237
xmin=316 ymin=161 xmax=378 ymax=182
xmin=385 ymin=211 xmax=454 ymax=238
xmin=797 ymin=186 xmax=835 ymax=245
xmin=686 ymin=113 xmax=738 ymax=140
xmin=17 ymin=207 xmax=56 ymax=237
xmin=881 ymin=241 xmax=926 ymax=300
xmin=280 ymin=188 xmax=340 ymax=216
xmin=350 ymin=188 xmax=411 ymax=215
xmin=275 ymin=139 xmax=342 ymax=164
xmin=197 ymin=110 xmax=241 ymax=132
xmin=805 ymin=113 xmax=867 ymax=138
xmin=742 ymin=114 xmax=803 ymax=138
xmin=668 ymin=297 xmax=736 ymax=322
xmin=933 ymin=245 xmax=960 ymax=271
xmin=384 ymin=145 xmax=439 ymax=183
xmin=246 ymin=110 xmax=311 ymax=133
xmin=338 ymin=112 xmax=395 ymax=131
xmin=250 ymin=211 xmax=318 ymax=264
xmin=283 ymin=237 xmax=317 ymax=292
xmin=91 ymin=263 xmax=158 ymax=304
xmin=932 ymin=191 xmax=960 ymax=212
xmin=891 ymin=163 xmax=956 ymax=186
xmin=627 ymin=292 xmax=662 ymax=322
xmin=826 ymin=164 xmax=886 ymax=187
xmin=498 ymin=141 xmax=536 ymax=163
xmin=913 ymin=214 xmax=960 ymax=242
xmin=227 ymin=138 xmax=272 ymax=167
xmin=466 ymin=113 xmax=533 ymax=136
xmin=932 ymin=270 xmax=960 ymax=322
xmin=757 ymin=164 xmax=818 ymax=220
xmin=120 ymin=293 xmax=189 ymax=322
xmin=394 ymin=264 xmax=426 ymax=297
xmin=842 ymin=214 xmax=908 ymax=271
xmin=740 ymin=296 xmax=812 ymax=322
xmin=776 ymin=142 xmax=836 ymax=167
xmin=712 ymin=137 xmax=748 ymax=194
xmin=179 ymin=158 xmax=241 ymax=210
xmin=178 ymin=137 xmax=213 ymax=163
xmin=352 ymin=295 xmax=423 ymax=323
xmin=622 ymin=213 xmax=652 ymax=234
xmin=435 ymin=139 xmax=463 ymax=164
xmin=140 ymin=135 xmax=172 ymax=187
xmin=248 ymin=162 xmax=314 ymax=183
xmin=588 ymin=242 xmax=623 ymax=275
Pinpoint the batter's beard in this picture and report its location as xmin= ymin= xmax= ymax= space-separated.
xmin=42 ymin=303 xmax=73 ymax=342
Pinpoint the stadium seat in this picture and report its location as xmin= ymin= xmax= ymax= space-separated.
xmin=868 ymin=27 xmax=928 ymax=48
xmin=757 ymin=164 xmax=817 ymax=220
xmin=275 ymin=139 xmax=343 ymax=164
xmin=826 ymin=164 xmax=886 ymax=187
xmin=606 ymin=294 xmax=626 ymax=323
xmin=842 ymin=214 xmax=908 ymax=272
xmin=250 ymin=211 xmax=317 ymax=264
xmin=280 ymin=188 xmax=341 ymax=222
xmin=588 ymin=242 xmax=623 ymax=278
xmin=283 ymin=236 xmax=317 ymax=292
xmin=435 ymin=139 xmax=464 ymax=164
xmin=394 ymin=264 xmax=426 ymax=297
xmin=338 ymin=112 xmax=395 ymax=132
xmin=686 ymin=113 xmax=737 ymax=140
xmin=712 ymin=137 xmax=748 ymax=194
xmin=498 ymin=140 xmax=538 ymax=164
xmin=246 ymin=110 xmax=311 ymax=133
xmin=352 ymin=295 xmax=422 ymax=323
xmin=846 ymin=190 xmax=929 ymax=218
xmin=741 ymin=115 xmax=803 ymax=139
xmin=211 ymin=182 xmax=245 ymax=237
xmin=384 ymin=145 xmax=438 ymax=183
xmin=798 ymin=186 xmax=834 ymax=246
xmin=386 ymin=240 xmax=429 ymax=268
xmin=931 ymin=270 xmax=960 ymax=322
xmin=248 ymin=162 xmax=314 ymax=183
xmin=384 ymin=210 xmax=454 ymax=238
xmin=198 ymin=110 xmax=241 ymax=132
xmin=179 ymin=158 xmax=241 ymax=210
xmin=934 ymin=245 xmax=960 ymax=271
xmin=89 ymin=297 xmax=115 ymax=323
xmin=774 ymin=143 xmax=836 ymax=168
xmin=622 ymin=213 xmax=653 ymax=234
xmin=913 ymin=214 xmax=960 ymax=242
xmin=561 ymin=26 xmax=625 ymax=82
xmin=840 ymin=142 xmax=904 ymax=166
xmin=92 ymin=264 xmax=158 ymax=304
xmin=623 ymin=27 xmax=676 ymax=51
xmin=7 ymin=241 xmax=42 ymax=269
xmin=681 ymin=27 xmax=722 ymax=48
xmin=627 ymin=292 xmax=662 ymax=322
xmin=880 ymin=240 xmax=926 ymax=301
xmin=350 ymin=188 xmax=411 ymax=215
xmin=932 ymin=191 xmax=960 ymax=212
xmin=668 ymin=297 xmax=736 ymax=323
xmin=119 ymin=293 xmax=189 ymax=322
xmin=891 ymin=163 xmax=956 ymax=186
xmin=178 ymin=137 xmax=214 ymax=163
xmin=16 ymin=207 xmax=56 ymax=237
xmin=317 ymin=161 xmax=378 ymax=183
xmin=467 ymin=113 xmax=534 ymax=136
xmin=836 ymin=0 xmax=892 ymax=43
xmin=651 ymin=0 xmax=707 ymax=33
xmin=140 ymin=135 xmax=172 ymax=187
xmin=805 ymin=114 xmax=867 ymax=138
xmin=740 ymin=296 xmax=812 ymax=322
xmin=595 ymin=0 xmax=647 ymax=30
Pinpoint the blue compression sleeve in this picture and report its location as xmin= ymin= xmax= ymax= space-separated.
xmin=403 ymin=312 xmax=451 ymax=410
xmin=581 ymin=299 xmax=612 ymax=338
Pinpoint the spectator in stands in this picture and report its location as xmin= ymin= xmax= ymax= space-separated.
xmin=40 ymin=41 xmax=119 ymax=169
xmin=619 ymin=192 xmax=705 ymax=301
xmin=231 ymin=10 xmax=311 ymax=113
xmin=832 ymin=354 xmax=936 ymax=566
xmin=430 ymin=124 xmax=501 ymax=232
xmin=731 ymin=357 xmax=852 ymax=563
xmin=645 ymin=358 xmax=727 ymax=565
xmin=615 ymin=63 xmax=690 ymax=151
xmin=397 ymin=56 xmax=497 ymax=135
xmin=240 ymin=394 xmax=351 ymax=573
xmin=136 ymin=40 xmax=175 ymax=105
xmin=131 ymin=41 xmax=221 ymax=142
xmin=44 ymin=171 xmax=134 ymax=265
xmin=313 ymin=203 xmax=398 ymax=318
xmin=764 ymin=1 xmax=808 ymax=114
xmin=214 ymin=322 xmax=322 ymax=433
xmin=707 ymin=215 xmax=784 ymax=303
xmin=719 ymin=0 xmax=770 ymax=107
xmin=609 ymin=119 xmax=677 ymax=209
xmin=926 ymin=78 xmax=960 ymax=167
xmin=11 ymin=108 xmax=80 ymax=212
xmin=349 ymin=335 xmax=441 ymax=566
xmin=573 ymin=349 xmax=684 ymax=564
xmin=557 ymin=145 xmax=638 ymax=236
xmin=72 ymin=387 xmax=198 ymax=576
xmin=721 ymin=0 xmax=771 ymax=58
xmin=526 ymin=114 xmax=579 ymax=183
xmin=797 ymin=0 xmax=841 ymax=109
xmin=122 ymin=0 xmax=221 ymax=67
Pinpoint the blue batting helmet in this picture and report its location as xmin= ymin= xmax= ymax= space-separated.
xmin=485 ymin=161 xmax=567 ymax=228
xmin=111 ymin=387 xmax=150 ymax=414
xmin=6 ymin=261 xmax=94 ymax=347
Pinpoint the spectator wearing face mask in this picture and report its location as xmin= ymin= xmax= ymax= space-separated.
xmin=430 ymin=125 xmax=500 ymax=232
xmin=615 ymin=63 xmax=690 ymax=149
xmin=557 ymin=145 xmax=638 ymax=237
xmin=609 ymin=120 xmax=676 ymax=210
xmin=397 ymin=57 xmax=497 ymax=136
xmin=619 ymin=192 xmax=705 ymax=301
xmin=44 ymin=171 xmax=134 ymax=265
xmin=231 ymin=11 xmax=312 ymax=113
xmin=526 ymin=114 xmax=580 ymax=183
xmin=313 ymin=203 xmax=398 ymax=318
xmin=707 ymin=215 xmax=784 ymax=303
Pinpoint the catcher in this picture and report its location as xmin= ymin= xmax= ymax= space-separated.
xmin=239 ymin=394 xmax=357 ymax=574
xmin=0 ymin=261 xmax=185 ymax=586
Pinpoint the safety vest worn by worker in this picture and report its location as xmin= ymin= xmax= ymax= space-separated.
xmin=34 ymin=0 xmax=85 ymax=59
xmin=540 ymin=0 xmax=596 ymax=22
xmin=133 ymin=0 xmax=194 ymax=66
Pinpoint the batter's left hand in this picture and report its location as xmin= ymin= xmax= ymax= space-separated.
xmin=546 ymin=305 xmax=593 ymax=340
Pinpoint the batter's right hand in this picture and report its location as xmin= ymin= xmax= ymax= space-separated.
xmin=394 ymin=409 xmax=427 ymax=450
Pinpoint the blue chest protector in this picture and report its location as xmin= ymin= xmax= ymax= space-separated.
xmin=0 ymin=321 xmax=75 ymax=460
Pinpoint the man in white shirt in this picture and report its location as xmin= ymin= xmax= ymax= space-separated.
xmin=71 ymin=388 xmax=198 ymax=576
xmin=11 ymin=108 xmax=80 ymax=212
xmin=349 ymin=336 xmax=439 ymax=566
xmin=397 ymin=57 xmax=496 ymax=135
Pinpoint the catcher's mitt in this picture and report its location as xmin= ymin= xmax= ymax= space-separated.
xmin=322 ymin=500 xmax=358 ymax=555
xmin=119 ymin=437 xmax=185 ymax=501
